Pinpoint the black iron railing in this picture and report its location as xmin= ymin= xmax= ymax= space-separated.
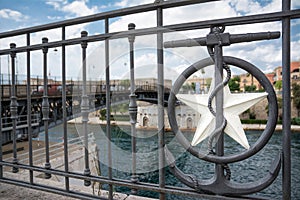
xmin=0 ymin=0 xmax=299 ymax=199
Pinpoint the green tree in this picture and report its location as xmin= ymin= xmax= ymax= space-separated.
xmin=274 ymin=80 xmax=282 ymax=91
xmin=191 ymin=82 xmax=196 ymax=91
xmin=99 ymin=109 xmax=106 ymax=121
xmin=292 ymin=83 xmax=300 ymax=117
xmin=228 ymin=76 xmax=240 ymax=92
xmin=245 ymin=85 xmax=256 ymax=92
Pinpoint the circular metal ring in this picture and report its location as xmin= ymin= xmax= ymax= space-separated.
xmin=168 ymin=56 xmax=278 ymax=164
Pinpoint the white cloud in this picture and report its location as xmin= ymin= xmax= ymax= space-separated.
xmin=229 ymin=0 xmax=261 ymax=13
xmin=0 ymin=9 xmax=28 ymax=22
xmin=114 ymin=0 xmax=152 ymax=8
xmin=114 ymin=0 xmax=129 ymax=7
xmin=106 ymin=0 xmax=286 ymax=79
xmin=46 ymin=0 xmax=99 ymax=18
xmin=46 ymin=0 xmax=68 ymax=10
xmin=292 ymin=0 xmax=300 ymax=9
xmin=110 ymin=11 xmax=156 ymax=32
xmin=47 ymin=15 xmax=62 ymax=20
xmin=292 ymin=40 xmax=300 ymax=61
xmin=163 ymin=1 xmax=237 ymax=26
xmin=1 ymin=0 xmax=299 ymax=80
xmin=229 ymin=0 xmax=281 ymax=14
xmin=61 ymin=1 xmax=98 ymax=17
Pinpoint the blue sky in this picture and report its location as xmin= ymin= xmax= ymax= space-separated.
xmin=0 ymin=0 xmax=299 ymax=79
xmin=0 ymin=0 xmax=117 ymax=32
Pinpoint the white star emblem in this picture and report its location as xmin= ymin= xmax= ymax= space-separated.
xmin=177 ymin=84 xmax=267 ymax=149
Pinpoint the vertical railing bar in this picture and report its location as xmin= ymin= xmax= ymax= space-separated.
xmin=0 ymin=56 xmax=3 ymax=178
xmin=282 ymin=0 xmax=291 ymax=199
xmin=81 ymin=31 xmax=91 ymax=187
xmin=62 ymin=26 xmax=70 ymax=191
xmin=157 ymin=4 xmax=166 ymax=200
xmin=128 ymin=23 xmax=138 ymax=194
xmin=26 ymin=33 xmax=34 ymax=184
xmin=105 ymin=17 xmax=113 ymax=200
xmin=42 ymin=37 xmax=51 ymax=179
xmin=10 ymin=43 xmax=19 ymax=173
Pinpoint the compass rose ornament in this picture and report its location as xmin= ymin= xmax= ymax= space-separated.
xmin=163 ymin=26 xmax=282 ymax=196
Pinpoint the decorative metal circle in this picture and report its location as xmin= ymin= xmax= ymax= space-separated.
xmin=168 ymin=56 xmax=278 ymax=164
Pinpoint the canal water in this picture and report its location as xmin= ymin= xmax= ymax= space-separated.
xmin=37 ymin=123 xmax=300 ymax=199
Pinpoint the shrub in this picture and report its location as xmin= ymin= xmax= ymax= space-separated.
xmin=292 ymin=117 xmax=300 ymax=125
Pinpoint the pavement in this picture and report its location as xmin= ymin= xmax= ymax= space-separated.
xmin=0 ymin=182 xmax=76 ymax=200
xmin=0 ymin=139 xmax=157 ymax=200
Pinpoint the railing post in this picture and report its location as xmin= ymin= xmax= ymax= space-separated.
xmin=0 ymin=56 xmax=2 ymax=177
xmin=42 ymin=37 xmax=51 ymax=179
xmin=105 ymin=17 xmax=113 ymax=200
xmin=282 ymin=0 xmax=291 ymax=199
xmin=156 ymin=2 xmax=166 ymax=200
xmin=62 ymin=26 xmax=70 ymax=191
xmin=128 ymin=23 xmax=138 ymax=194
xmin=26 ymin=33 xmax=34 ymax=184
xmin=10 ymin=43 xmax=19 ymax=173
xmin=80 ymin=30 xmax=91 ymax=186
xmin=0 ymin=57 xmax=3 ymax=178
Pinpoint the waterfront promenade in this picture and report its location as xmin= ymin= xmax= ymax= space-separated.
xmin=69 ymin=115 xmax=300 ymax=132
xmin=0 ymin=139 xmax=157 ymax=200
xmin=0 ymin=182 xmax=76 ymax=200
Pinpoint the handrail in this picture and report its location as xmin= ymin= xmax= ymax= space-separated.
xmin=0 ymin=9 xmax=299 ymax=56
xmin=0 ymin=0 xmax=216 ymax=39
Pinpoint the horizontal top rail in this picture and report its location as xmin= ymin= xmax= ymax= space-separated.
xmin=0 ymin=9 xmax=299 ymax=56
xmin=164 ymin=31 xmax=281 ymax=48
xmin=0 ymin=0 xmax=216 ymax=39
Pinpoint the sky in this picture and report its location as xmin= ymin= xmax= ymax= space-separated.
xmin=0 ymin=0 xmax=299 ymax=81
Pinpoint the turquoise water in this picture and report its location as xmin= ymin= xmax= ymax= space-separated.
xmin=39 ymin=124 xmax=300 ymax=199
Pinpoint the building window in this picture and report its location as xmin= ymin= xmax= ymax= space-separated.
xmin=293 ymin=75 xmax=298 ymax=79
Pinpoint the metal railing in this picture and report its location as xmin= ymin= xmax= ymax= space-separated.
xmin=0 ymin=0 xmax=299 ymax=199
xmin=1 ymin=114 xmax=39 ymax=130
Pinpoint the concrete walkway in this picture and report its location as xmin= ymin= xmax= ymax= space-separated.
xmin=0 ymin=182 xmax=76 ymax=200
xmin=0 ymin=136 xmax=157 ymax=200
xmin=0 ymin=180 xmax=155 ymax=200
